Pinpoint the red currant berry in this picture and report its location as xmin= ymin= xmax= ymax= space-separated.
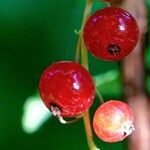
xmin=84 ymin=7 xmax=139 ymax=61
xmin=39 ymin=61 xmax=95 ymax=117
xmin=93 ymin=100 xmax=135 ymax=143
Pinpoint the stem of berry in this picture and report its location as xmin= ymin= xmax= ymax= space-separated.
xmin=75 ymin=0 xmax=93 ymax=64
xmin=107 ymin=2 xmax=111 ymax=7
xmin=83 ymin=112 xmax=100 ymax=150
xmin=75 ymin=33 xmax=81 ymax=62
xmin=96 ymin=88 xmax=104 ymax=104
xmin=76 ymin=0 xmax=100 ymax=149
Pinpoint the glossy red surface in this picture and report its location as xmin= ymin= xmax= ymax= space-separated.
xmin=93 ymin=100 xmax=134 ymax=142
xmin=84 ymin=7 xmax=139 ymax=61
xmin=39 ymin=61 xmax=95 ymax=117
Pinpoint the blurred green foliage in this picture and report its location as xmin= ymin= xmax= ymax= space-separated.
xmin=0 ymin=0 xmax=149 ymax=150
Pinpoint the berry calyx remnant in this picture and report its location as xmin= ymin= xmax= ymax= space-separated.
xmin=39 ymin=61 xmax=95 ymax=117
xmin=93 ymin=100 xmax=135 ymax=142
xmin=84 ymin=7 xmax=139 ymax=61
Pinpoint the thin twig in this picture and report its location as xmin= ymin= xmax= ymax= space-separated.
xmin=77 ymin=0 xmax=100 ymax=149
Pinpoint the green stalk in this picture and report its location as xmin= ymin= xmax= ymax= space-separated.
xmin=76 ymin=0 xmax=100 ymax=149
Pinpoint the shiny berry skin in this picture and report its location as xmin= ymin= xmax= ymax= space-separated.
xmin=84 ymin=7 xmax=139 ymax=61
xmin=39 ymin=61 xmax=95 ymax=117
xmin=93 ymin=100 xmax=135 ymax=143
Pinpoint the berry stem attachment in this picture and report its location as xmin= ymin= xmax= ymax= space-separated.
xmin=96 ymin=88 xmax=104 ymax=104
xmin=77 ymin=0 xmax=100 ymax=149
xmin=58 ymin=116 xmax=81 ymax=124
xmin=50 ymin=105 xmax=82 ymax=124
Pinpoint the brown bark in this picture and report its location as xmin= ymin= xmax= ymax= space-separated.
xmin=115 ymin=0 xmax=150 ymax=149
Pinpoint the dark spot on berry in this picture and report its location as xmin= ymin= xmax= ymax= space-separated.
xmin=123 ymin=131 xmax=127 ymax=136
xmin=49 ymin=103 xmax=62 ymax=117
xmin=108 ymin=44 xmax=121 ymax=56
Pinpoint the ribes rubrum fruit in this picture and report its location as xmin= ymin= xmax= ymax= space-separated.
xmin=84 ymin=7 xmax=139 ymax=61
xmin=93 ymin=100 xmax=135 ymax=142
xmin=39 ymin=61 xmax=95 ymax=117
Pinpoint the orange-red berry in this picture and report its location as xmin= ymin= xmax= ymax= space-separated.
xmin=93 ymin=100 xmax=135 ymax=142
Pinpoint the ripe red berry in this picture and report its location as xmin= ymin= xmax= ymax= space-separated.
xmin=84 ymin=7 xmax=139 ymax=61
xmin=93 ymin=100 xmax=135 ymax=143
xmin=39 ymin=61 xmax=95 ymax=117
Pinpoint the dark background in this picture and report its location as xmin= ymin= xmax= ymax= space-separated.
xmin=0 ymin=0 xmax=149 ymax=149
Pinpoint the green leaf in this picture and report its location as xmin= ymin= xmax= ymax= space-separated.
xmin=94 ymin=70 xmax=122 ymax=97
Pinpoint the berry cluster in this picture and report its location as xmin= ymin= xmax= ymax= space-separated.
xmin=39 ymin=0 xmax=138 ymax=146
